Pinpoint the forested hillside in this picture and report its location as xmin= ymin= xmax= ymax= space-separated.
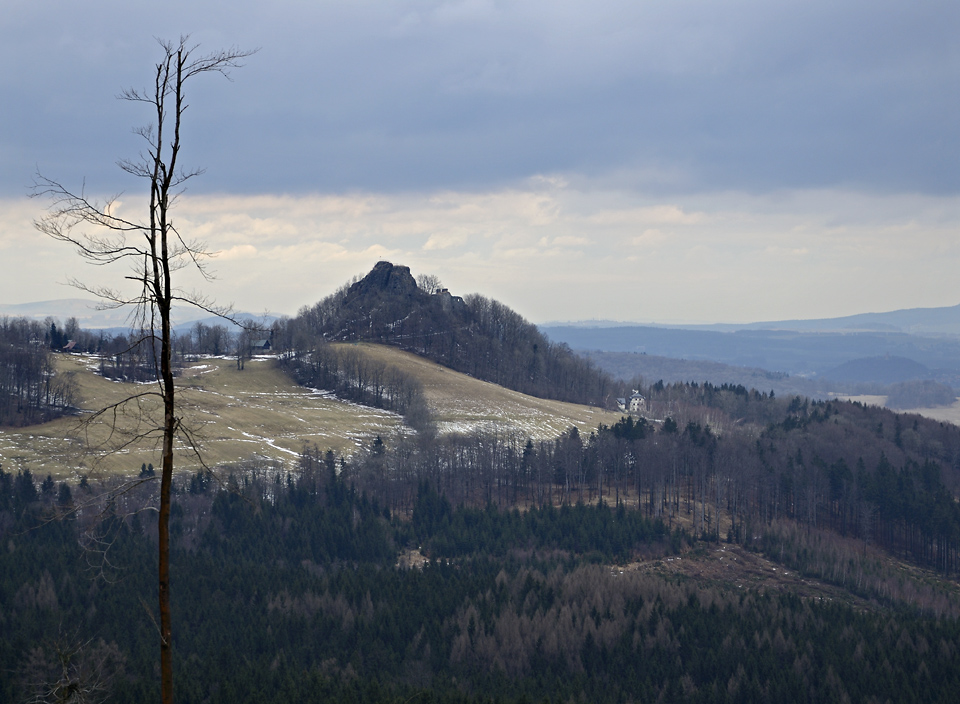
xmin=5 ymin=366 xmax=960 ymax=701
xmin=335 ymin=381 xmax=960 ymax=579
xmin=582 ymin=349 xmax=820 ymax=399
xmin=3 ymin=464 xmax=959 ymax=703
xmin=274 ymin=262 xmax=618 ymax=407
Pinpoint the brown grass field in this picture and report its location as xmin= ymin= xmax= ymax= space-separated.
xmin=0 ymin=345 xmax=623 ymax=481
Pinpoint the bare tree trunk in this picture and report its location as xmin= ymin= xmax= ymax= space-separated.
xmin=158 ymin=439 xmax=173 ymax=703
xmin=159 ymin=300 xmax=175 ymax=703
xmin=34 ymin=38 xmax=254 ymax=704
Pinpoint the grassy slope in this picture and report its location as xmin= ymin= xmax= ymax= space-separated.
xmin=0 ymin=345 xmax=623 ymax=480
xmin=345 ymin=342 xmax=623 ymax=437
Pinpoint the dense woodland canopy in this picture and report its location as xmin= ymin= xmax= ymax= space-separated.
xmin=332 ymin=381 xmax=960 ymax=579
xmin=3 ymin=463 xmax=960 ymax=704
xmin=885 ymin=379 xmax=958 ymax=410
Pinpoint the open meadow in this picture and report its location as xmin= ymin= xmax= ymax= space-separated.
xmin=0 ymin=345 xmax=623 ymax=480
xmin=0 ymin=354 xmax=403 ymax=481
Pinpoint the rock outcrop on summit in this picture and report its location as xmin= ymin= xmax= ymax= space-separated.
xmin=344 ymin=261 xmax=422 ymax=303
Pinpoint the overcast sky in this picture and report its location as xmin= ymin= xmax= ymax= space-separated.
xmin=2 ymin=0 xmax=958 ymax=324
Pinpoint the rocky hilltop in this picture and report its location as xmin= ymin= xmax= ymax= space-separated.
xmin=284 ymin=262 xmax=619 ymax=407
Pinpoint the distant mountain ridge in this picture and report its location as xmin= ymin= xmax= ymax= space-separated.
xmin=745 ymin=303 xmax=960 ymax=336
xmin=820 ymin=355 xmax=934 ymax=385
xmin=545 ymin=301 xmax=960 ymax=337
xmin=540 ymin=301 xmax=960 ymax=387
xmin=9 ymin=297 xmax=960 ymax=336
xmin=0 ymin=298 xmax=133 ymax=329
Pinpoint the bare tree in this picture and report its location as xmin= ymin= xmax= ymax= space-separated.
xmin=33 ymin=37 xmax=254 ymax=704
xmin=235 ymin=326 xmax=253 ymax=370
xmin=416 ymin=272 xmax=443 ymax=294
xmin=20 ymin=631 xmax=125 ymax=704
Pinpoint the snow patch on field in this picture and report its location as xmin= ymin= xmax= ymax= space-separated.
xmin=239 ymin=431 xmax=300 ymax=456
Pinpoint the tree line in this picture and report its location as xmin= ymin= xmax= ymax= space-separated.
xmin=278 ymin=340 xmax=434 ymax=432
xmin=0 ymin=314 xmax=279 ymax=428
xmin=0 ymin=317 xmax=76 ymax=425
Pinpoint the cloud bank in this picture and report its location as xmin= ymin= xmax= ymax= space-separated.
xmin=7 ymin=185 xmax=959 ymax=323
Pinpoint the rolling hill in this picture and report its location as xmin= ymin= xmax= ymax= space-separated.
xmin=285 ymin=261 xmax=618 ymax=407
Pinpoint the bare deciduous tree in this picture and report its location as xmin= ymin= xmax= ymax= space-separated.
xmin=416 ymin=272 xmax=443 ymax=294
xmin=20 ymin=631 xmax=125 ymax=704
xmin=32 ymin=36 xmax=254 ymax=704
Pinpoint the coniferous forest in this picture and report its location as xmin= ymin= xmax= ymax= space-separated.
xmin=3 ymin=462 xmax=960 ymax=704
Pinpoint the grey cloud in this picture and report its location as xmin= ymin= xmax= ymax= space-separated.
xmin=4 ymin=0 xmax=957 ymax=197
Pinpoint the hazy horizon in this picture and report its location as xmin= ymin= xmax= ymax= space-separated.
xmin=5 ymin=292 xmax=960 ymax=332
